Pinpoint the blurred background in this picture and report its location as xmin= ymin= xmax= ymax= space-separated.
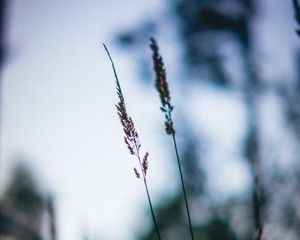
xmin=0 ymin=0 xmax=299 ymax=239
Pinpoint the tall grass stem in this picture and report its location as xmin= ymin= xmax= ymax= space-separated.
xmin=150 ymin=38 xmax=194 ymax=240
xmin=172 ymin=133 xmax=195 ymax=240
xmin=103 ymin=43 xmax=162 ymax=240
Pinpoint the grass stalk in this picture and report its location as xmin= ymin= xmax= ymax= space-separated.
xmin=253 ymin=181 xmax=263 ymax=240
xmin=103 ymin=43 xmax=162 ymax=240
xmin=172 ymin=133 xmax=194 ymax=240
xmin=150 ymin=38 xmax=195 ymax=240
xmin=252 ymin=154 xmax=263 ymax=240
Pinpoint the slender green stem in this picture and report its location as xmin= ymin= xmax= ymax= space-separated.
xmin=143 ymin=177 xmax=162 ymax=240
xmin=136 ymin=143 xmax=162 ymax=240
xmin=171 ymin=133 xmax=195 ymax=240
xmin=150 ymin=37 xmax=194 ymax=239
xmin=252 ymin=159 xmax=263 ymax=240
xmin=103 ymin=43 xmax=162 ymax=240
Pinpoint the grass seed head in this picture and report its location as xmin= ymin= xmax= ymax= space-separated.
xmin=103 ymin=43 xmax=149 ymax=178
xmin=142 ymin=152 xmax=149 ymax=175
xmin=150 ymin=38 xmax=175 ymax=135
xmin=134 ymin=168 xmax=140 ymax=178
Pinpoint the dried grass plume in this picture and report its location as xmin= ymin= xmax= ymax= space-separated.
xmin=103 ymin=43 xmax=148 ymax=178
xmin=150 ymin=38 xmax=175 ymax=135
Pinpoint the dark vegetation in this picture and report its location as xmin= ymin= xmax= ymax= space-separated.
xmin=1 ymin=0 xmax=300 ymax=239
xmin=116 ymin=0 xmax=300 ymax=239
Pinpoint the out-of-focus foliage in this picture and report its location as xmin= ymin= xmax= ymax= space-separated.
xmin=0 ymin=164 xmax=44 ymax=240
xmin=0 ymin=163 xmax=58 ymax=240
xmin=140 ymin=196 xmax=239 ymax=240
xmin=116 ymin=0 xmax=300 ymax=240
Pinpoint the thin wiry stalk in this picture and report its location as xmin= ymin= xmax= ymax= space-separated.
xmin=150 ymin=38 xmax=195 ymax=240
xmin=250 ymin=134 xmax=263 ymax=240
xmin=103 ymin=43 xmax=162 ymax=240
xmin=253 ymin=174 xmax=263 ymax=240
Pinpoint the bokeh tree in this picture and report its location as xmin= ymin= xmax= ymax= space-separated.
xmin=0 ymin=163 xmax=57 ymax=240
xmin=0 ymin=164 xmax=44 ymax=240
xmin=115 ymin=0 xmax=300 ymax=239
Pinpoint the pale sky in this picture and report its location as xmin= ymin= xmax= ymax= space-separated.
xmin=1 ymin=1 xmax=169 ymax=239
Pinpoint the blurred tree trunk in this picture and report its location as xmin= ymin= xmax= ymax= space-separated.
xmin=0 ymin=0 xmax=7 ymax=174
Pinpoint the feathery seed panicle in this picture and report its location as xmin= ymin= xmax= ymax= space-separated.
xmin=150 ymin=38 xmax=175 ymax=135
xmin=103 ymin=43 xmax=147 ymax=177
xmin=142 ymin=152 xmax=149 ymax=175
xmin=150 ymin=38 xmax=195 ymax=240
xmin=150 ymin=38 xmax=170 ymax=107
xmin=103 ymin=43 xmax=162 ymax=240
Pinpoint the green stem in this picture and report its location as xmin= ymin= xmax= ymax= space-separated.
xmin=136 ymin=144 xmax=162 ymax=240
xmin=143 ymin=177 xmax=162 ymax=240
xmin=172 ymin=133 xmax=195 ymax=240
